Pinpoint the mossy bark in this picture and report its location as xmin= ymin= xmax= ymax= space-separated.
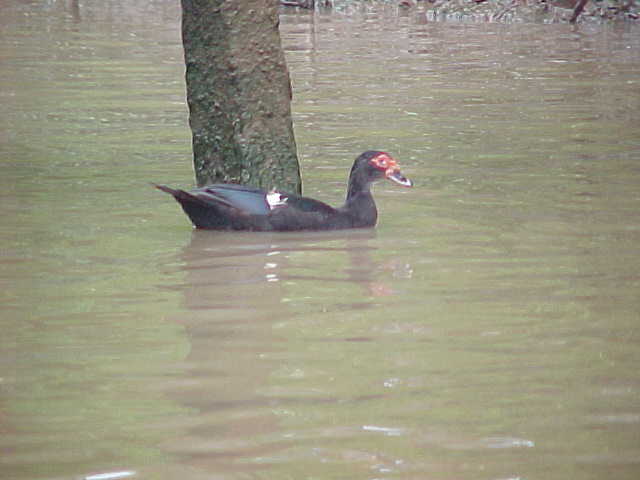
xmin=181 ymin=0 xmax=301 ymax=193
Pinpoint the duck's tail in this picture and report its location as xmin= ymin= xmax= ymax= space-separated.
xmin=153 ymin=183 xmax=226 ymax=229
xmin=153 ymin=183 xmax=209 ymax=206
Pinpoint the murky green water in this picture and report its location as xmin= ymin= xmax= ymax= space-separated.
xmin=2 ymin=1 xmax=640 ymax=479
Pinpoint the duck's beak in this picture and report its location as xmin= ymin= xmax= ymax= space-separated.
xmin=386 ymin=168 xmax=413 ymax=187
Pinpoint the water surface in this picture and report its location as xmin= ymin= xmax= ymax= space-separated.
xmin=1 ymin=1 xmax=640 ymax=479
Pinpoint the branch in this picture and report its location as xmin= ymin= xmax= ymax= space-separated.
xmin=569 ymin=0 xmax=589 ymax=23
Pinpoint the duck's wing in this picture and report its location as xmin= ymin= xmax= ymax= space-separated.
xmin=280 ymin=193 xmax=337 ymax=216
xmin=189 ymin=184 xmax=273 ymax=215
xmin=155 ymin=183 xmax=339 ymax=230
xmin=202 ymin=185 xmax=339 ymax=217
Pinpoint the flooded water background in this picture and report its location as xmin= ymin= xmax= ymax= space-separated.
xmin=1 ymin=1 xmax=639 ymax=479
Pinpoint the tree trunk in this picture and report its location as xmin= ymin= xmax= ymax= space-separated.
xmin=181 ymin=0 xmax=301 ymax=194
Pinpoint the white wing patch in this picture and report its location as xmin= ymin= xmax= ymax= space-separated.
xmin=266 ymin=191 xmax=288 ymax=210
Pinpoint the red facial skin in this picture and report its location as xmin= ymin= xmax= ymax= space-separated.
xmin=370 ymin=152 xmax=398 ymax=175
xmin=369 ymin=152 xmax=411 ymax=184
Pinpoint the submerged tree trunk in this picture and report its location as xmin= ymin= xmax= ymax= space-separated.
xmin=181 ymin=0 xmax=301 ymax=193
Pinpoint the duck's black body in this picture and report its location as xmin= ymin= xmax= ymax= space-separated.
xmin=156 ymin=151 xmax=412 ymax=231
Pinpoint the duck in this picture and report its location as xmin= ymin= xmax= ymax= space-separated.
xmin=155 ymin=150 xmax=412 ymax=231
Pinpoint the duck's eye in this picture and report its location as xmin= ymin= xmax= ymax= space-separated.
xmin=377 ymin=158 xmax=387 ymax=167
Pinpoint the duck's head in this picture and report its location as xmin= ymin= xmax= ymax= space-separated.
xmin=351 ymin=151 xmax=413 ymax=188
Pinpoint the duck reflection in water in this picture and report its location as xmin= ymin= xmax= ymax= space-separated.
xmin=160 ymin=229 xmax=413 ymax=473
